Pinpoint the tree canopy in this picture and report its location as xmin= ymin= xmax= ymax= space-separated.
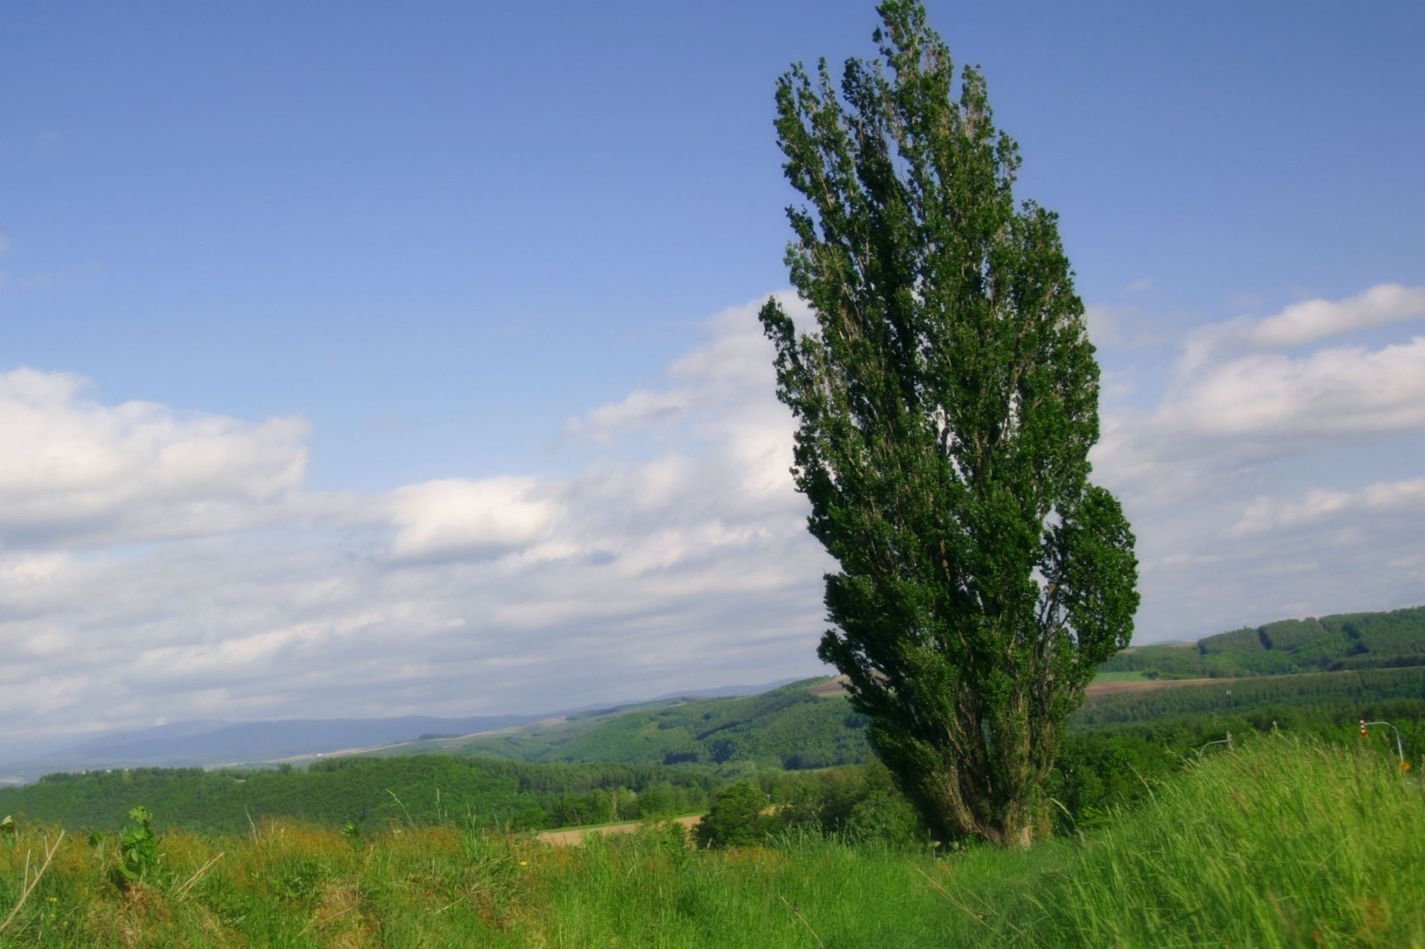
xmin=760 ymin=0 xmax=1139 ymax=846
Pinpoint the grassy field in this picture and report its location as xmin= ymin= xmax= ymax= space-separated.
xmin=2 ymin=736 xmax=1422 ymax=946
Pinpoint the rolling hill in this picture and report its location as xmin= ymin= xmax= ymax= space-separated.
xmin=350 ymin=604 xmax=1425 ymax=768
xmin=1099 ymin=604 xmax=1425 ymax=678
xmin=369 ymin=678 xmax=871 ymax=771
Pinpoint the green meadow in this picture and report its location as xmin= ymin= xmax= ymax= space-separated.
xmin=3 ymin=736 xmax=1421 ymax=946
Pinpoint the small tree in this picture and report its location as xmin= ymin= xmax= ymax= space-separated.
xmin=694 ymin=782 xmax=768 ymax=848
xmin=760 ymin=0 xmax=1138 ymax=847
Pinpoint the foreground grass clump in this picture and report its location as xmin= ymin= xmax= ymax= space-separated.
xmin=1 ymin=736 xmax=1420 ymax=946
xmin=1026 ymin=736 xmax=1425 ymax=946
xmin=0 ymin=818 xmax=985 ymax=946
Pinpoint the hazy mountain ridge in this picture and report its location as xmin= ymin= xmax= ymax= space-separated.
xmin=5 ymin=607 xmax=1420 ymax=784
xmin=0 ymin=715 xmax=536 ymax=783
xmin=0 ymin=681 xmax=797 ymax=784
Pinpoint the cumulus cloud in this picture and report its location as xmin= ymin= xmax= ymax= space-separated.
xmin=0 ymin=298 xmax=831 ymax=751
xmin=388 ymin=477 xmax=559 ymax=562
xmin=1088 ymin=282 xmax=1425 ymax=641
xmin=1083 ymin=305 xmax=1121 ymax=346
xmin=0 ymin=368 xmax=310 ymax=547
xmin=1099 ymin=298 xmax=1425 ymax=508
xmin=6 ymin=281 xmax=1425 ymax=752
xmin=1250 ymin=284 xmax=1425 ymax=347
xmin=1177 ymin=283 xmax=1425 ymax=376
xmin=1228 ymin=477 xmax=1425 ymax=537
xmin=565 ymin=389 xmax=690 ymax=441
xmin=1164 ymin=337 xmax=1425 ymax=440
xmin=568 ymin=293 xmax=804 ymax=443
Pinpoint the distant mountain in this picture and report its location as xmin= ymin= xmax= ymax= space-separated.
xmin=0 ymin=677 xmax=808 ymax=784
xmin=0 ymin=714 xmax=536 ymax=783
xmin=5 ymin=607 xmax=1419 ymax=785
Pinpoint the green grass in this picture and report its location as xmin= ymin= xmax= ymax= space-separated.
xmin=2 ymin=736 xmax=1421 ymax=946
xmin=1019 ymin=736 xmax=1425 ymax=947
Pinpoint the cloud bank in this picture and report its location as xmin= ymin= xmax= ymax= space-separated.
xmin=3 ymin=285 xmax=1423 ymax=748
xmin=1094 ymin=283 xmax=1425 ymax=638
xmin=0 ymin=296 xmax=828 ymax=748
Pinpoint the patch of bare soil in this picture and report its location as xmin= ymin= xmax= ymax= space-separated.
xmin=535 ymin=815 xmax=701 ymax=847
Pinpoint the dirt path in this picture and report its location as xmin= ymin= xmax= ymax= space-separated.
xmin=535 ymin=815 xmax=702 ymax=846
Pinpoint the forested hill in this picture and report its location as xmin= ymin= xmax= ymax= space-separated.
xmin=1099 ymin=605 xmax=1425 ymax=679
xmin=422 ymin=606 xmax=1423 ymax=767
xmin=0 ymin=755 xmax=719 ymax=834
xmin=382 ymin=678 xmax=869 ymax=772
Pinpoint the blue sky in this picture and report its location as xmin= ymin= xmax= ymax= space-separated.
xmin=2 ymin=1 xmax=1423 ymax=747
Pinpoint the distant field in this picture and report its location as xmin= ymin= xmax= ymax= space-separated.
xmin=1084 ymin=675 xmax=1217 ymax=696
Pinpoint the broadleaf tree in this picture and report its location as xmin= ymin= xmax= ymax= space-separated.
xmin=759 ymin=0 xmax=1139 ymax=847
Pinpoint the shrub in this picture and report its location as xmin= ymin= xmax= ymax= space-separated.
xmin=693 ymin=783 xmax=768 ymax=848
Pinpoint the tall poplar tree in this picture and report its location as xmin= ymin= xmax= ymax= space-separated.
xmin=760 ymin=0 xmax=1139 ymax=847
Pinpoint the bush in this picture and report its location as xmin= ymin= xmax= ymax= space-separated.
xmin=693 ymin=783 xmax=767 ymax=848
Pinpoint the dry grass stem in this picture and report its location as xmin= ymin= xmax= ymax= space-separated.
xmin=0 ymin=830 xmax=66 ymax=935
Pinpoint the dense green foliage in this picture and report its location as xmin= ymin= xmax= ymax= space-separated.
xmin=760 ymin=0 xmax=1136 ymax=846
xmin=1100 ymin=605 xmax=1425 ymax=678
xmin=2 ymin=738 xmax=1421 ymax=946
xmin=1076 ymin=666 xmax=1425 ymax=725
xmin=693 ymin=783 xmax=772 ymax=848
xmin=1052 ymin=703 xmax=1422 ymax=830
xmin=0 ymin=756 xmax=715 ymax=835
xmin=113 ymin=806 xmax=173 ymax=889
xmin=776 ymin=761 xmax=927 ymax=848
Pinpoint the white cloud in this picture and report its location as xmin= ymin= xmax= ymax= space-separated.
xmin=569 ymin=292 xmax=804 ymax=445
xmin=1164 ymin=336 xmax=1425 ymax=439
xmin=389 ymin=477 xmax=558 ymax=562
xmin=565 ymin=388 xmax=690 ymax=441
xmin=1089 ymin=282 xmax=1425 ymax=643
xmin=1229 ymin=477 xmax=1425 ymax=537
xmin=0 ymin=296 xmax=835 ymax=750
xmin=0 ymin=368 xmax=310 ymax=546
xmin=8 ymin=282 xmax=1425 ymax=751
xmin=1251 ymin=283 xmax=1425 ymax=347
xmin=1177 ymin=284 xmax=1425 ymax=377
